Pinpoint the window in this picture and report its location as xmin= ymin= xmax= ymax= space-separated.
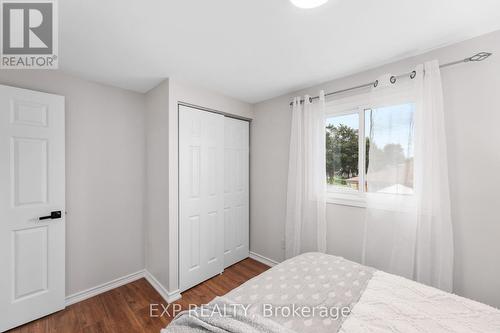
xmin=326 ymin=113 xmax=360 ymax=190
xmin=365 ymin=104 xmax=414 ymax=194
xmin=326 ymin=99 xmax=415 ymax=203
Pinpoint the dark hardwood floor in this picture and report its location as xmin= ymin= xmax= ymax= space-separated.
xmin=8 ymin=258 xmax=269 ymax=333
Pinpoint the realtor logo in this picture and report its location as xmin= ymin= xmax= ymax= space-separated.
xmin=1 ymin=0 xmax=58 ymax=69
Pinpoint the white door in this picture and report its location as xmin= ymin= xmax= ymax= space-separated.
xmin=179 ymin=106 xmax=224 ymax=292
xmin=0 ymin=85 xmax=65 ymax=332
xmin=223 ymin=118 xmax=249 ymax=267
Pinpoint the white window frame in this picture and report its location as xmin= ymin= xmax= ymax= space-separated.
xmin=325 ymin=89 xmax=415 ymax=207
xmin=325 ymin=93 xmax=369 ymax=207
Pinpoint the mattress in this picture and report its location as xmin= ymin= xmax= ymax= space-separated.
xmin=165 ymin=253 xmax=500 ymax=332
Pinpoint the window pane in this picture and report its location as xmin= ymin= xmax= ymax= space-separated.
xmin=365 ymin=103 xmax=414 ymax=194
xmin=326 ymin=113 xmax=359 ymax=191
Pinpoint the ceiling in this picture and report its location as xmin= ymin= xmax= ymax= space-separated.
xmin=60 ymin=0 xmax=500 ymax=103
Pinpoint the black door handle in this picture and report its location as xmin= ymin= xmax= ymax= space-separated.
xmin=38 ymin=211 xmax=62 ymax=221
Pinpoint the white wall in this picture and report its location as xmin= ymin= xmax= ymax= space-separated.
xmin=0 ymin=71 xmax=146 ymax=296
xmin=250 ymin=30 xmax=500 ymax=307
xmin=145 ymin=80 xmax=170 ymax=289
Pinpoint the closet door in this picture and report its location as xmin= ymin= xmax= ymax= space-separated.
xmin=179 ymin=106 xmax=224 ymax=292
xmin=223 ymin=117 xmax=249 ymax=268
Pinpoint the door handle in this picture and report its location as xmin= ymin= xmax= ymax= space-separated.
xmin=38 ymin=211 xmax=62 ymax=221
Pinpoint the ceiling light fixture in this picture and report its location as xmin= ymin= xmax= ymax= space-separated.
xmin=290 ymin=0 xmax=329 ymax=9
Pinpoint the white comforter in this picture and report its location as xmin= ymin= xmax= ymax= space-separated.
xmin=340 ymin=270 xmax=500 ymax=333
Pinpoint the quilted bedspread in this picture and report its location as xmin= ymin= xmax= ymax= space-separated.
xmin=225 ymin=252 xmax=375 ymax=332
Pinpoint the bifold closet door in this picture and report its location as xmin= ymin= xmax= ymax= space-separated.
xmin=223 ymin=117 xmax=249 ymax=268
xmin=179 ymin=106 xmax=224 ymax=292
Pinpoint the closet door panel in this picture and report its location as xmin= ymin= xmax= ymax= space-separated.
xmin=179 ymin=106 xmax=224 ymax=292
xmin=224 ymin=117 xmax=249 ymax=268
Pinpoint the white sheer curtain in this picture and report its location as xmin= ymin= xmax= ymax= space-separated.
xmin=363 ymin=61 xmax=454 ymax=291
xmin=285 ymin=91 xmax=327 ymax=259
xmin=413 ymin=61 xmax=454 ymax=291
xmin=363 ymin=73 xmax=418 ymax=280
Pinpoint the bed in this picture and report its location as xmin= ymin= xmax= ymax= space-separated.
xmin=164 ymin=253 xmax=500 ymax=333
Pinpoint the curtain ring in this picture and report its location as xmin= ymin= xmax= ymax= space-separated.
xmin=373 ymin=80 xmax=378 ymax=88
xmin=410 ymin=70 xmax=416 ymax=79
xmin=390 ymin=76 xmax=397 ymax=84
xmin=309 ymin=97 xmax=313 ymax=103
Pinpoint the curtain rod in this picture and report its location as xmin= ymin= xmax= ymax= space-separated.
xmin=289 ymin=52 xmax=493 ymax=106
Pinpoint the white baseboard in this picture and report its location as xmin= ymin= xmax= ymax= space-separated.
xmin=65 ymin=269 xmax=183 ymax=307
xmin=249 ymin=251 xmax=280 ymax=267
xmin=65 ymin=270 xmax=145 ymax=306
xmin=144 ymin=270 xmax=182 ymax=304
xmin=63 ymin=255 xmax=277 ymax=308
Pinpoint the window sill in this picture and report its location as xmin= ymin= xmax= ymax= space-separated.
xmin=326 ymin=192 xmax=366 ymax=208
